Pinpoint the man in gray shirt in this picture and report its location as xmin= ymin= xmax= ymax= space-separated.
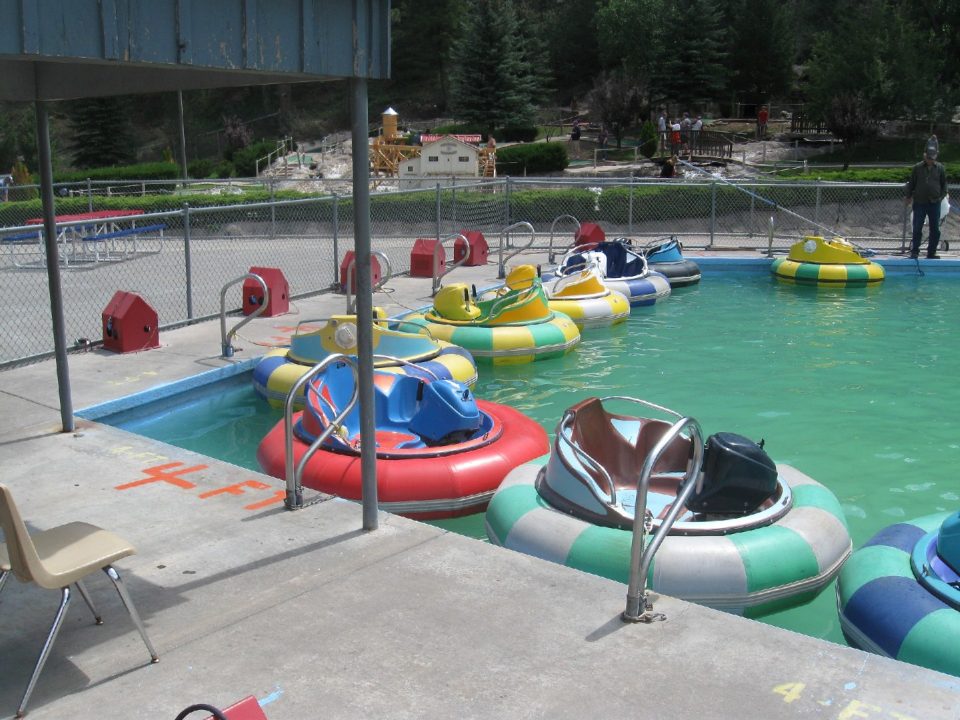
xmin=905 ymin=136 xmax=948 ymax=259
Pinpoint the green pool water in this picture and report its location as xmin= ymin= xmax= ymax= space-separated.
xmin=106 ymin=270 xmax=960 ymax=645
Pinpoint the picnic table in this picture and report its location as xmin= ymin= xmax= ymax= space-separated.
xmin=5 ymin=209 xmax=164 ymax=268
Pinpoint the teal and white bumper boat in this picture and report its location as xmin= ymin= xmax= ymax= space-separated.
xmin=486 ymin=396 xmax=852 ymax=617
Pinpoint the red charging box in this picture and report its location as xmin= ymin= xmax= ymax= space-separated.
xmin=102 ymin=291 xmax=160 ymax=353
xmin=453 ymin=230 xmax=489 ymax=267
xmin=410 ymin=238 xmax=445 ymax=278
xmin=574 ymin=222 xmax=606 ymax=248
xmin=243 ymin=266 xmax=289 ymax=317
xmin=339 ymin=251 xmax=383 ymax=291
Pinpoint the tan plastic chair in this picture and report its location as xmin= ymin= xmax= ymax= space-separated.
xmin=0 ymin=483 xmax=158 ymax=718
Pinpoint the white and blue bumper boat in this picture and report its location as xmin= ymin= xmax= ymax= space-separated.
xmin=553 ymin=239 xmax=671 ymax=307
xmin=837 ymin=510 xmax=960 ymax=677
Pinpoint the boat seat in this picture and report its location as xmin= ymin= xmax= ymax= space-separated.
xmin=0 ymin=482 xmax=158 ymax=718
xmin=567 ymin=398 xmax=691 ymax=498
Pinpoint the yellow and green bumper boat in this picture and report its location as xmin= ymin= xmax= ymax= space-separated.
xmin=772 ymin=235 xmax=884 ymax=286
xmin=403 ymin=267 xmax=580 ymax=366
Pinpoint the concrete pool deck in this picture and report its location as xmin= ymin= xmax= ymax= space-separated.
xmin=1 ymin=252 xmax=959 ymax=719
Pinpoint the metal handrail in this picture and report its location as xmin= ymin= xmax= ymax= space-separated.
xmin=548 ymin=214 xmax=581 ymax=263
xmin=486 ymin=281 xmax=540 ymax=321
xmin=283 ymin=354 xmax=358 ymax=509
xmin=623 ymin=414 xmax=704 ymax=623
xmin=432 ymin=233 xmax=470 ymax=296
xmin=497 ymin=221 xmax=536 ymax=278
xmin=219 ymin=273 xmax=269 ymax=357
xmin=282 ymin=353 xmax=445 ymax=509
xmin=345 ymin=250 xmax=392 ymax=313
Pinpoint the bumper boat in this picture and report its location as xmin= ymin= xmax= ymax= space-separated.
xmin=539 ymin=260 xmax=631 ymax=329
xmin=257 ymin=362 xmax=548 ymax=520
xmin=485 ymin=396 xmax=852 ymax=616
xmin=641 ymin=236 xmax=701 ymax=287
xmin=402 ymin=271 xmax=580 ymax=365
xmin=555 ymin=239 xmax=671 ymax=306
xmin=771 ymin=235 xmax=885 ymax=286
xmin=837 ymin=510 xmax=960 ymax=677
xmin=252 ymin=311 xmax=478 ymax=408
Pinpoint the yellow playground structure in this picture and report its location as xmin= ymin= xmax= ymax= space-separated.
xmin=371 ymin=108 xmax=496 ymax=179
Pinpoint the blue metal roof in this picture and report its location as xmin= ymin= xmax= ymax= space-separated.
xmin=0 ymin=0 xmax=391 ymax=100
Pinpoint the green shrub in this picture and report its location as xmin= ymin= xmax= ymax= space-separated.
xmin=188 ymin=158 xmax=217 ymax=179
xmin=53 ymin=162 xmax=180 ymax=183
xmin=509 ymin=188 xmax=597 ymax=224
xmin=638 ymin=121 xmax=658 ymax=159
xmin=230 ymin=140 xmax=279 ymax=177
xmin=496 ymin=142 xmax=568 ymax=174
xmin=213 ymin=161 xmax=235 ymax=179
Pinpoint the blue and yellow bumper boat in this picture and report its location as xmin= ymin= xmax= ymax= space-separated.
xmin=253 ymin=311 xmax=477 ymax=407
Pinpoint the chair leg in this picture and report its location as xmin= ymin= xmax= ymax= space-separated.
xmin=103 ymin=566 xmax=158 ymax=662
xmin=17 ymin=586 xmax=72 ymax=718
xmin=74 ymin=579 xmax=103 ymax=625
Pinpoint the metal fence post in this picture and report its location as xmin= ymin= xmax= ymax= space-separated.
xmin=183 ymin=203 xmax=194 ymax=320
xmin=332 ymin=193 xmax=340 ymax=288
xmin=709 ymin=179 xmax=717 ymax=248
xmin=628 ymin=176 xmax=635 ymax=234
xmin=435 ymin=182 xmax=442 ymax=242
xmin=815 ymin=180 xmax=822 ymax=227
xmin=750 ymin=192 xmax=755 ymax=237
xmin=86 ymin=178 xmax=93 ymax=212
xmin=269 ymin=178 xmax=276 ymax=239
xmin=451 ymin=176 xmax=457 ymax=229
xmin=505 ymin=176 xmax=512 ymax=226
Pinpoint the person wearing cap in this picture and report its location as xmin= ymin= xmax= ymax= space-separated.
xmin=905 ymin=136 xmax=948 ymax=259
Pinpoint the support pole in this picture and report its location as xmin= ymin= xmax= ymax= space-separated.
xmin=34 ymin=100 xmax=74 ymax=432
xmin=350 ymin=76 xmax=379 ymax=531
xmin=177 ymin=90 xmax=189 ymax=188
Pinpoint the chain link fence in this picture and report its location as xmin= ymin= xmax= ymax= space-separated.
xmin=1 ymin=176 xmax=954 ymax=367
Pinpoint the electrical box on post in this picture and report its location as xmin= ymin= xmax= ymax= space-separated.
xmin=575 ymin=223 xmax=606 ymax=248
xmin=453 ymin=230 xmax=488 ymax=267
xmin=410 ymin=238 xmax=444 ymax=278
xmin=243 ymin=266 xmax=289 ymax=317
xmin=102 ymin=291 xmax=160 ymax=353
xmin=339 ymin=251 xmax=383 ymax=292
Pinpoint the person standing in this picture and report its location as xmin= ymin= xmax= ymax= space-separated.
xmin=905 ymin=136 xmax=948 ymax=259
xmin=691 ymin=115 xmax=703 ymax=154
xmin=657 ymin=109 xmax=667 ymax=153
xmin=757 ymin=105 xmax=769 ymax=140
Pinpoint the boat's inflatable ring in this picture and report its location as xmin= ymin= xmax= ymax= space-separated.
xmin=486 ymin=461 xmax=851 ymax=617
xmin=772 ymin=258 xmax=885 ymax=286
xmin=257 ymin=400 xmax=548 ymax=520
xmin=547 ymin=292 xmax=630 ymax=329
xmin=837 ymin=511 xmax=960 ymax=676
xmin=403 ymin=312 xmax=580 ymax=365
xmin=253 ymin=343 xmax=478 ymax=407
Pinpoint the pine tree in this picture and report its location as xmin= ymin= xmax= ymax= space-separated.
xmin=449 ymin=0 xmax=537 ymax=132
xmin=728 ymin=0 xmax=794 ymax=105
xmin=67 ymin=97 xmax=136 ymax=169
xmin=653 ymin=0 xmax=728 ymax=109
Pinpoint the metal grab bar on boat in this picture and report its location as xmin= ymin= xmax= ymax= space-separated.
xmin=623 ymin=413 xmax=704 ymax=624
xmin=431 ymin=233 xmax=471 ymax=296
xmin=344 ymin=250 xmax=392 ymax=313
xmin=547 ymin=214 xmax=580 ymax=264
xmin=219 ymin=273 xmax=269 ymax=358
xmin=284 ymin=354 xmax=359 ymax=509
xmin=497 ymin=221 xmax=536 ymax=279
